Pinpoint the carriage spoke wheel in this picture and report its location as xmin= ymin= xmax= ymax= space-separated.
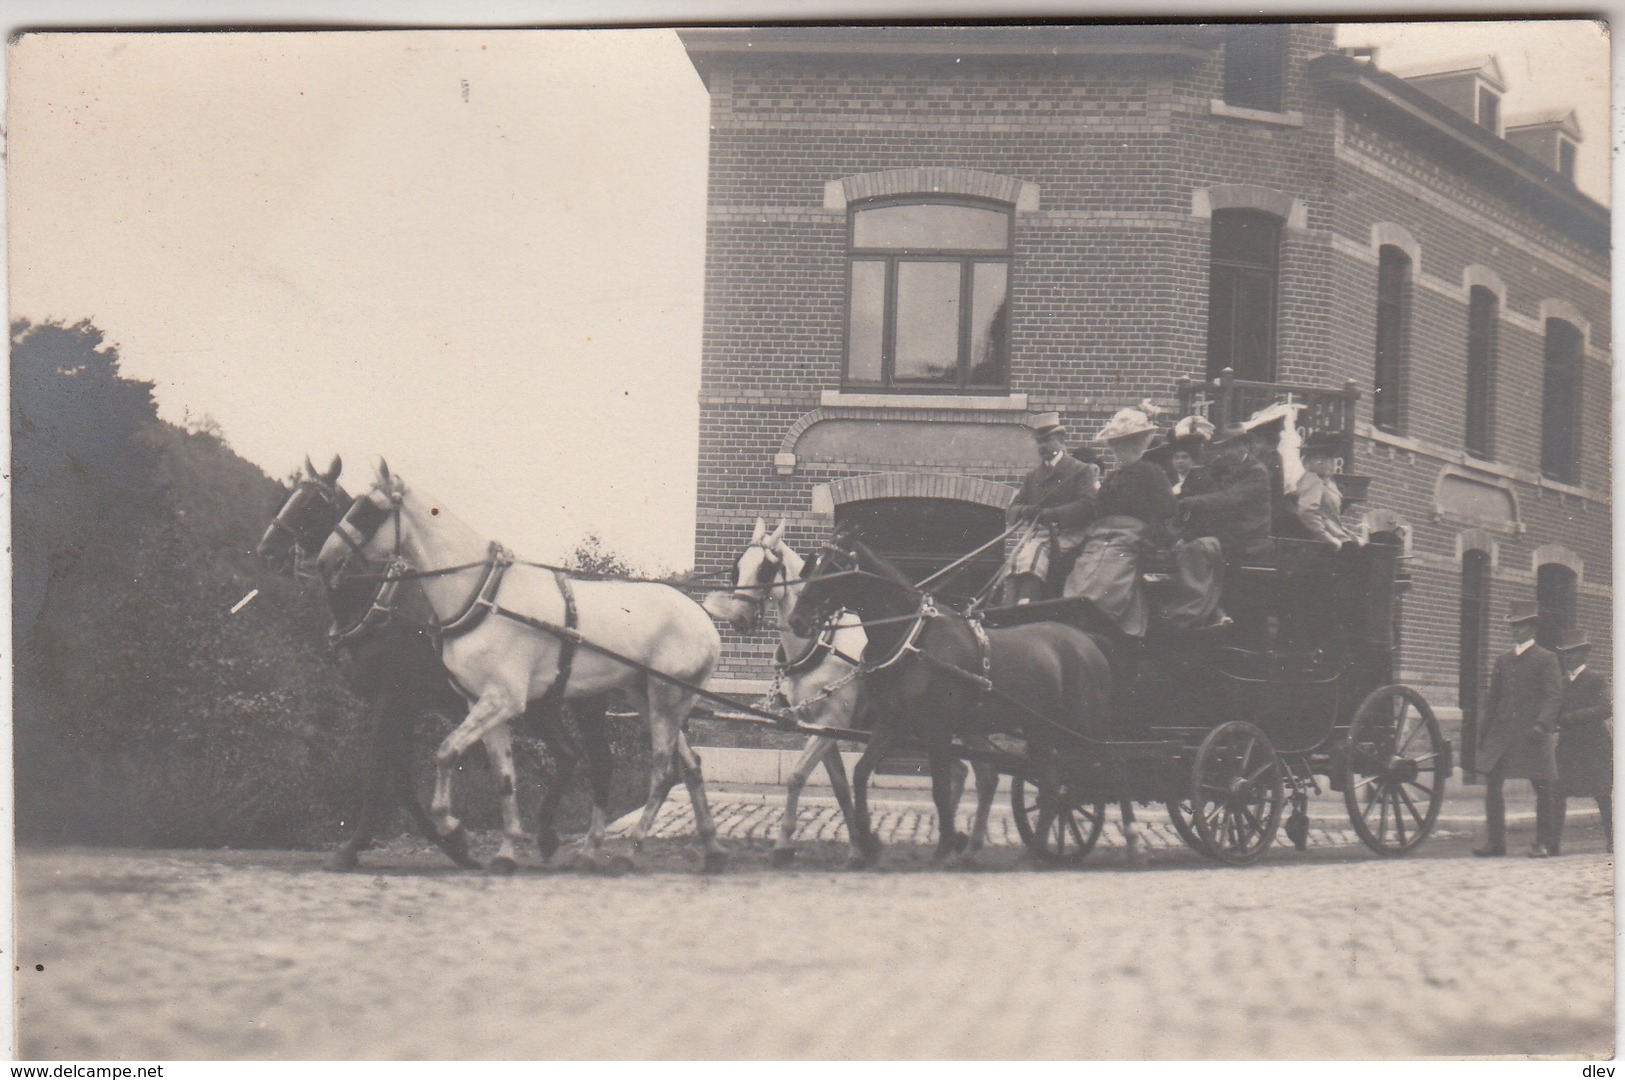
xmin=1191 ymin=721 xmax=1284 ymax=866
xmin=1343 ymin=684 xmax=1446 ymax=856
xmin=1165 ymin=794 xmax=1207 ymax=854
xmin=1010 ymin=777 xmax=1105 ymax=864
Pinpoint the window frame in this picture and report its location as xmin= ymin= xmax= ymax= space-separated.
xmin=1206 ymin=208 xmax=1282 ymax=382
xmin=1464 ymin=285 xmax=1498 ymax=459
xmin=1540 ymin=317 xmax=1583 ymax=484
xmin=1372 ymin=245 xmax=1412 ymax=435
xmin=1222 ymin=24 xmax=1289 ymax=114
xmin=842 ymin=195 xmax=1014 ymax=394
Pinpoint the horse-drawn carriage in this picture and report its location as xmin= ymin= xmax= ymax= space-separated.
xmin=260 ymin=448 xmax=1448 ymax=873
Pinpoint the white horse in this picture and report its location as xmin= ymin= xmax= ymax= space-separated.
xmin=315 ymin=461 xmax=728 ymax=873
xmin=704 ymin=517 xmax=1001 ymax=866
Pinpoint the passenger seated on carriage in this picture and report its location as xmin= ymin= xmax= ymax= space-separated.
xmin=1061 ymin=408 xmax=1174 ymax=640
xmin=1295 ymin=434 xmax=1364 ymax=552
xmin=999 ymin=420 xmax=1099 ymax=606
xmin=1159 ymin=415 xmax=1216 ymax=497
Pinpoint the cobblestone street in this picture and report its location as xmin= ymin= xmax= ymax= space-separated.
xmin=15 ymin=786 xmax=1614 ymax=1061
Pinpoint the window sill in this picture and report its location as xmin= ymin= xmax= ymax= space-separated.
xmin=1208 ymin=99 xmax=1305 ymax=127
xmin=821 ymin=390 xmax=1029 ymax=411
xmin=1358 ymin=423 xmax=1603 ymax=502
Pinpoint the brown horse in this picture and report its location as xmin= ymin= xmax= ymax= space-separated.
xmin=788 ymin=530 xmax=1115 ymax=867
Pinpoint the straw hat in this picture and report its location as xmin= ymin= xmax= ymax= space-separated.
xmin=1095 ymin=407 xmax=1158 ymax=442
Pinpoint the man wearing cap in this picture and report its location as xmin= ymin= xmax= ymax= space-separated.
xmin=1474 ymin=600 xmax=1565 ymax=857
xmin=1000 ymin=420 xmax=1098 ymax=605
xmin=1552 ymin=628 xmax=1612 ymax=855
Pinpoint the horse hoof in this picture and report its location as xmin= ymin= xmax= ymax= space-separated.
xmin=701 ymin=850 xmax=729 ymax=875
xmin=770 ymin=848 xmax=796 ymax=868
xmin=845 ymin=849 xmax=878 ymax=871
xmin=609 ymin=854 xmax=638 ymax=875
xmin=952 ymin=831 xmax=971 ymax=854
xmin=438 ymin=825 xmax=483 ymax=870
xmin=326 ymin=848 xmax=361 ymax=872
xmin=487 ymin=855 xmax=519 ymax=876
xmin=537 ymin=831 xmax=561 ymax=860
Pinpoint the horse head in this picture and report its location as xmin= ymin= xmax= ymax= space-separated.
xmin=314 ymin=459 xmax=407 ymax=588
xmin=785 ymin=525 xmax=892 ymax=638
xmin=703 ymin=516 xmax=789 ymax=634
xmin=256 ymin=454 xmax=347 ymax=567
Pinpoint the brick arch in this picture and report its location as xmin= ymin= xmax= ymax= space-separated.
xmin=1462 ymin=264 xmax=1506 ymax=301
xmin=1539 ymin=299 xmax=1591 ymax=347
xmin=1370 ymin=222 xmax=1421 ymax=266
xmin=1532 ymin=543 xmax=1583 ymax=584
xmin=828 ymin=472 xmax=1016 ymax=511
xmin=823 ymin=168 xmax=1041 ymax=212
xmin=1191 ymin=183 xmax=1307 ymax=230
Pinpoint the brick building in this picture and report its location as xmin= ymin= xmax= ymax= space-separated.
xmin=678 ymin=25 xmax=1610 ymax=760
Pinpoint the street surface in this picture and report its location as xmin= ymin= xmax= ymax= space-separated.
xmin=14 ymin=784 xmax=1614 ymax=1060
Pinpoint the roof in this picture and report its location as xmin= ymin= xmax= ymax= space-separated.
xmin=1389 ymin=53 xmax=1507 ymax=91
xmin=1505 ymin=107 xmax=1582 ymax=138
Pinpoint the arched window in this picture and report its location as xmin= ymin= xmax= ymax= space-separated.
xmin=834 ymin=497 xmax=1006 ymax=599
xmin=1541 ymin=317 xmax=1583 ymax=483
xmin=1222 ymin=24 xmax=1288 ymax=112
xmin=1464 ymin=286 xmax=1498 ymax=459
xmin=1535 ymin=563 xmax=1578 ymax=651
xmin=1372 ymin=245 xmax=1411 ymax=434
xmin=845 ymin=198 xmax=1012 ymax=391
xmin=1206 ymin=209 xmax=1280 ymax=381
xmin=1459 ymin=549 xmax=1491 ymax=773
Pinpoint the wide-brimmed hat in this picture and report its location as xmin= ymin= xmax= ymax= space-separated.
xmin=1504 ymin=599 xmax=1540 ymax=625
xmin=1554 ymin=628 xmax=1592 ymax=653
xmin=1300 ymin=432 xmax=1343 ymax=458
xmin=1095 ymin=407 xmax=1158 ymax=443
xmin=1211 ymin=421 xmax=1250 ymax=445
xmin=1172 ymin=415 xmax=1215 ymax=442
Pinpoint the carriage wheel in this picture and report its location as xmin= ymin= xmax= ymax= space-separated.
xmin=1010 ymin=777 xmax=1106 ymax=864
xmin=1165 ymin=795 xmax=1207 ymax=854
xmin=1190 ymin=721 xmax=1284 ymax=866
xmin=1343 ymin=685 xmax=1446 ymax=856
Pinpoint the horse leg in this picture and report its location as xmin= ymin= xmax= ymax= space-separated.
xmin=628 ymin=693 xmax=684 ymax=854
xmin=672 ymin=724 xmax=729 ymax=874
xmin=480 ymin=724 xmax=526 ymax=875
xmin=966 ymin=757 xmax=1000 ymax=857
xmin=575 ymin=708 xmax=617 ymax=870
xmin=328 ymin=696 xmax=396 ymax=872
xmin=430 ymin=688 xmax=522 ymax=864
xmin=1029 ymin=739 xmax=1063 ymax=867
xmin=774 ymin=735 xmax=832 ymax=866
xmin=531 ymin=704 xmax=585 ymax=863
xmin=847 ymin=722 xmax=902 ymax=868
xmin=929 ymin=742 xmax=963 ymax=863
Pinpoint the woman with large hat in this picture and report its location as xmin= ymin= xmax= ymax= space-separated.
xmin=1061 ymin=407 xmax=1176 ymax=639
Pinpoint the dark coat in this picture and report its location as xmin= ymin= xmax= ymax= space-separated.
xmin=1007 ymin=452 xmax=1097 ymax=530
xmin=1557 ymin=668 xmax=1613 ymax=795
xmin=1178 ymin=448 xmax=1272 ymax=559
xmin=1095 ymin=458 xmax=1177 ymax=548
xmin=1478 ymin=644 xmax=1564 ymax=780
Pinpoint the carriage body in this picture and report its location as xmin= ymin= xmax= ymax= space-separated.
xmin=983 ymin=533 xmax=1449 ymax=863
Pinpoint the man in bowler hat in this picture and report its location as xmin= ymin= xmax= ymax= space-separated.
xmin=1474 ymin=600 xmax=1565 ymax=857
xmin=1552 ymin=628 xmax=1612 ymax=855
xmin=1000 ymin=419 xmax=1097 ymax=605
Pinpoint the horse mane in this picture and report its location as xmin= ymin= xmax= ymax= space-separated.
xmin=848 ymin=537 xmax=920 ymax=596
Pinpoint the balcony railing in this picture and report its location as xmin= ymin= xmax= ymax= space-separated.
xmin=1178 ymin=368 xmax=1363 ymax=476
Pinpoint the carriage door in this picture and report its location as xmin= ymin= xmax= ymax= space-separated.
xmin=1459 ymin=550 xmax=1490 ymax=778
xmin=834 ymin=497 xmax=1007 ymax=605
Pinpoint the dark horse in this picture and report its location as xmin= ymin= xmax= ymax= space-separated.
xmin=787 ymin=528 xmax=1115 ymax=867
xmin=256 ymin=456 xmax=607 ymax=872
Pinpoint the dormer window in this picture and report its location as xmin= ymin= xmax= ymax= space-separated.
xmin=1476 ymin=86 xmax=1500 ymax=134
xmin=1557 ymin=138 xmax=1576 ymax=180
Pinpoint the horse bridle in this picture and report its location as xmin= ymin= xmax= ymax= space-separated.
xmin=331 ymin=483 xmax=405 ymax=565
xmin=731 ymin=539 xmax=788 ymax=606
xmin=263 ymin=474 xmax=347 ymax=557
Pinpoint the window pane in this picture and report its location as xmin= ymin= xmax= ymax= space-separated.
xmin=1223 ymin=25 xmax=1288 ymax=112
xmin=1373 ymin=247 xmax=1410 ymax=433
xmin=1541 ymin=318 xmax=1582 ymax=481
xmin=1465 ymin=287 xmax=1497 ymax=457
xmin=967 ymin=262 xmax=1009 ymax=386
xmin=1233 ymin=270 xmax=1275 ymax=380
xmin=894 ymin=261 xmax=961 ymax=384
xmin=1206 ymin=266 xmax=1238 ymax=379
xmin=846 ymin=260 xmax=886 ymax=383
xmin=854 ymin=203 xmax=1010 ymax=252
xmin=1211 ymin=211 xmax=1280 ymax=269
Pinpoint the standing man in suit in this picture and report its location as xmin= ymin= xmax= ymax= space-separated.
xmin=999 ymin=419 xmax=1098 ymax=606
xmin=1474 ymin=600 xmax=1565 ymax=857
xmin=1551 ymin=628 xmax=1613 ymax=855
